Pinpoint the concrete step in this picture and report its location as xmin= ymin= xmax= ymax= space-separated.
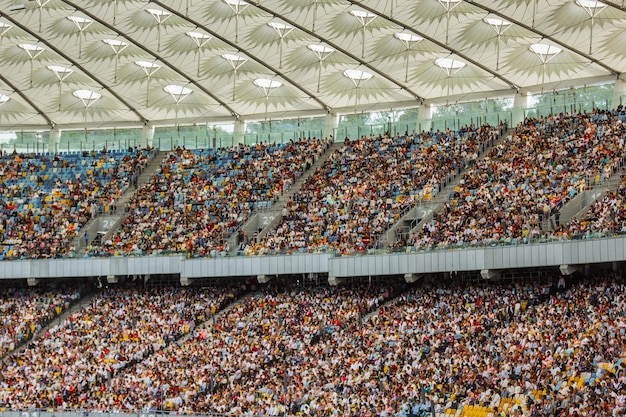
xmin=115 ymin=149 xmax=169 ymax=210
xmin=71 ymin=150 xmax=169 ymax=251
xmin=229 ymin=141 xmax=341 ymax=251
xmin=274 ymin=141 xmax=343 ymax=207
xmin=555 ymin=165 xmax=626 ymax=227
xmin=382 ymin=127 xmax=512 ymax=247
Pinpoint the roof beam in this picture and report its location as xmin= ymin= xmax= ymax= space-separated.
xmin=62 ymin=0 xmax=237 ymax=116
xmin=463 ymin=0 xmax=620 ymax=76
xmin=244 ymin=0 xmax=427 ymax=102
xmin=150 ymin=0 xmax=330 ymax=112
xmin=344 ymin=0 xmax=520 ymax=90
xmin=600 ymin=1 xmax=626 ymax=13
xmin=61 ymin=0 xmax=240 ymax=118
xmin=0 ymin=72 xmax=53 ymax=127
xmin=0 ymin=12 xmax=146 ymax=124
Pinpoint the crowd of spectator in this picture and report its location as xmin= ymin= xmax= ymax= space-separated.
xmin=92 ymin=284 xmax=397 ymax=414
xmin=404 ymin=109 xmax=626 ymax=250
xmin=367 ymin=275 xmax=626 ymax=417
xmin=94 ymin=138 xmax=331 ymax=257
xmin=0 ymin=147 xmax=156 ymax=259
xmin=1 ymin=273 xmax=625 ymax=417
xmin=245 ymin=124 xmax=502 ymax=256
xmin=2 ymin=109 xmax=626 ymax=259
xmin=0 ymin=284 xmax=241 ymax=410
xmin=0 ymin=286 xmax=80 ymax=357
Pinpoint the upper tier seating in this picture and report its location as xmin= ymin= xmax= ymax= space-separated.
xmin=2 ymin=108 xmax=626 ymax=259
xmin=97 ymin=139 xmax=331 ymax=257
xmin=0 ymin=148 xmax=155 ymax=259
xmin=408 ymin=109 xmax=626 ymax=250
xmin=250 ymin=125 xmax=502 ymax=255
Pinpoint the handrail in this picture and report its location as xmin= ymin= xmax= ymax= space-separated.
xmin=1 ymin=229 xmax=624 ymax=261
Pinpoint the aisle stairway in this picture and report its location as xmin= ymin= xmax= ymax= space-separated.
xmin=550 ymin=161 xmax=625 ymax=228
xmin=71 ymin=150 xmax=168 ymax=251
xmin=380 ymin=128 xmax=511 ymax=248
xmin=110 ymin=149 xmax=169 ymax=211
xmin=227 ymin=141 xmax=343 ymax=252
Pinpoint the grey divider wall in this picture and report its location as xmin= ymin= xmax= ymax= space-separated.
xmin=329 ymin=248 xmax=485 ymax=277
xmin=181 ymin=253 xmax=329 ymax=278
xmin=327 ymin=237 xmax=626 ymax=277
xmin=1 ymin=237 xmax=626 ymax=280
xmin=0 ymin=256 xmax=183 ymax=279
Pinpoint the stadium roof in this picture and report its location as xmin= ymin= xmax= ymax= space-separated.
xmin=0 ymin=0 xmax=624 ymax=130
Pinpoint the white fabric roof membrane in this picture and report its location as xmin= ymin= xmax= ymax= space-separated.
xmin=0 ymin=0 xmax=624 ymax=130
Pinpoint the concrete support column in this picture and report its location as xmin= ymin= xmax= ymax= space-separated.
xmin=324 ymin=112 xmax=339 ymax=141
xmin=512 ymin=92 xmax=531 ymax=127
xmin=416 ymin=104 xmax=434 ymax=133
xmin=48 ymin=126 xmax=61 ymax=153
xmin=233 ymin=119 xmax=246 ymax=145
xmin=611 ymin=78 xmax=626 ymax=110
xmin=142 ymin=123 xmax=155 ymax=148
